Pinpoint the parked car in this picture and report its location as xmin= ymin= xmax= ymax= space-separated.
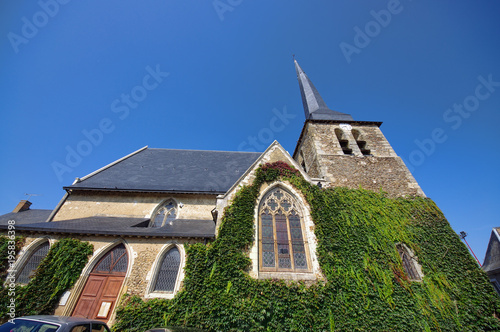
xmin=0 ymin=316 xmax=110 ymax=332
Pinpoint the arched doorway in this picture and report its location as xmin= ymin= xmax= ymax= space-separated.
xmin=72 ymin=244 xmax=128 ymax=322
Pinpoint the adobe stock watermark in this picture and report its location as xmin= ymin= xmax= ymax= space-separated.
xmin=212 ymin=0 xmax=243 ymax=21
xmin=237 ymin=106 xmax=296 ymax=152
xmin=7 ymin=0 xmax=71 ymax=54
xmin=5 ymin=220 xmax=17 ymax=323
xmin=402 ymin=74 xmax=499 ymax=172
xmin=339 ymin=0 xmax=411 ymax=64
xmin=51 ymin=64 xmax=169 ymax=182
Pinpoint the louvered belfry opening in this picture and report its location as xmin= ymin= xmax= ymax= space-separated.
xmin=335 ymin=128 xmax=352 ymax=155
xmin=93 ymin=244 xmax=128 ymax=274
xmin=154 ymin=247 xmax=180 ymax=292
xmin=259 ymin=187 xmax=310 ymax=272
xmin=17 ymin=241 xmax=50 ymax=284
xmin=352 ymin=129 xmax=371 ymax=156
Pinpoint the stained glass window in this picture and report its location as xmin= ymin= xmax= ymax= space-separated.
xmin=151 ymin=200 xmax=177 ymax=228
xmin=259 ymin=187 xmax=309 ymax=272
xmin=93 ymin=244 xmax=128 ymax=274
xmin=17 ymin=241 xmax=50 ymax=284
xmin=154 ymin=247 xmax=181 ymax=292
xmin=397 ymin=244 xmax=422 ymax=281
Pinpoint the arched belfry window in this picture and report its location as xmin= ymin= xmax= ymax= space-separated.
xmin=335 ymin=129 xmax=352 ymax=155
xmin=153 ymin=246 xmax=181 ymax=292
xmin=352 ymin=129 xmax=371 ymax=156
xmin=17 ymin=241 xmax=50 ymax=284
xmin=150 ymin=200 xmax=177 ymax=228
xmin=396 ymin=244 xmax=422 ymax=281
xmin=259 ymin=187 xmax=310 ymax=272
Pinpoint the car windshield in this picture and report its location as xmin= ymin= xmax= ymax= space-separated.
xmin=0 ymin=319 xmax=59 ymax=332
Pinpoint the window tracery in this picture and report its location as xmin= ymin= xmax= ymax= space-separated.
xmin=259 ymin=187 xmax=310 ymax=272
xmin=150 ymin=200 xmax=177 ymax=228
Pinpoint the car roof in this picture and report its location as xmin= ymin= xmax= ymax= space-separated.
xmin=17 ymin=316 xmax=107 ymax=326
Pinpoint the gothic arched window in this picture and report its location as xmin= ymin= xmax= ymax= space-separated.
xmin=396 ymin=244 xmax=422 ymax=281
xmin=17 ymin=241 xmax=50 ymax=284
xmin=259 ymin=187 xmax=310 ymax=272
xmin=150 ymin=200 xmax=177 ymax=228
xmin=153 ymin=246 xmax=181 ymax=292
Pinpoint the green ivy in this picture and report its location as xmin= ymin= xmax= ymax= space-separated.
xmin=0 ymin=238 xmax=93 ymax=322
xmin=0 ymin=236 xmax=24 ymax=282
xmin=114 ymin=163 xmax=500 ymax=331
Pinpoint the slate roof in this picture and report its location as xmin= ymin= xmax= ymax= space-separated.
xmin=0 ymin=216 xmax=215 ymax=238
xmin=0 ymin=209 xmax=52 ymax=225
xmin=294 ymin=59 xmax=354 ymax=122
xmin=65 ymin=148 xmax=262 ymax=194
xmin=483 ymin=228 xmax=500 ymax=273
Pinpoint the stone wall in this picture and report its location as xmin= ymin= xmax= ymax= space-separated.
xmin=295 ymin=122 xmax=424 ymax=197
xmin=11 ymin=234 xmax=201 ymax=325
xmin=53 ymin=191 xmax=217 ymax=221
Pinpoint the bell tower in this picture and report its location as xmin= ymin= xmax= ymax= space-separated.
xmin=292 ymin=60 xmax=424 ymax=197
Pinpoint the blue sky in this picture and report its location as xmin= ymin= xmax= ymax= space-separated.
xmin=1 ymin=1 xmax=499 ymax=262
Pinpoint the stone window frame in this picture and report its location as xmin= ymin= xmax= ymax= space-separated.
xmin=396 ymin=243 xmax=424 ymax=281
xmin=145 ymin=242 xmax=186 ymax=299
xmin=12 ymin=237 xmax=52 ymax=285
xmin=250 ymin=181 xmax=323 ymax=281
xmin=149 ymin=198 xmax=180 ymax=228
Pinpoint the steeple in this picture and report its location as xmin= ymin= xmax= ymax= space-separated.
xmin=294 ymin=59 xmax=353 ymax=121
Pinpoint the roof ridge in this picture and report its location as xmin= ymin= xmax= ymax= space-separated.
xmin=76 ymin=146 xmax=148 ymax=183
xmin=147 ymin=147 xmax=262 ymax=154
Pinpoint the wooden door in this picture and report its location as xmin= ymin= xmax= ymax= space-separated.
xmin=73 ymin=244 xmax=128 ymax=322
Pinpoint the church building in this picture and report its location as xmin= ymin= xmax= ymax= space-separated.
xmin=1 ymin=60 xmax=497 ymax=331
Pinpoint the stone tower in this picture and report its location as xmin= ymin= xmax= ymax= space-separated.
xmin=292 ymin=60 xmax=424 ymax=197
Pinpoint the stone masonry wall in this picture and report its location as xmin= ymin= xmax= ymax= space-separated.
xmin=296 ymin=122 xmax=424 ymax=197
xmin=10 ymin=234 xmax=201 ymax=325
xmin=53 ymin=191 xmax=216 ymax=221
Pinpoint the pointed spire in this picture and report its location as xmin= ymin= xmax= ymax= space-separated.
xmin=294 ymin=59 xmax=353 ymax=121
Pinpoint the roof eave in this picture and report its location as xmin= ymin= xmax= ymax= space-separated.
xmin=0 ymin=226 xmax=215 ymax=239
xmin=63 ymin=187 xmax=225 ymax=195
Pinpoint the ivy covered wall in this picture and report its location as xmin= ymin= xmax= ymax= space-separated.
xmin=0 ymin=237 xmax=93 ymax=322
xmin=114 ymin=163 xmax=500 ymax=330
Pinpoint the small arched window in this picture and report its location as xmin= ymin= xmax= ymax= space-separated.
xmin=335 ymin=129 xmax=352 ymax=155
xmin=154 ymin=247 xmax=181 ymax=292
xmin=259 ymin=187 xmax=310 ymax=272
xmin=151 ymin=200 xmax=177 ymax=228
xmin=352 ymin=129 xmax=371 ymax=156
xmin=17 ymin=241 xmax=50 ymax=284
xmin=396 ymin=244 xmax=422 ymax=281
